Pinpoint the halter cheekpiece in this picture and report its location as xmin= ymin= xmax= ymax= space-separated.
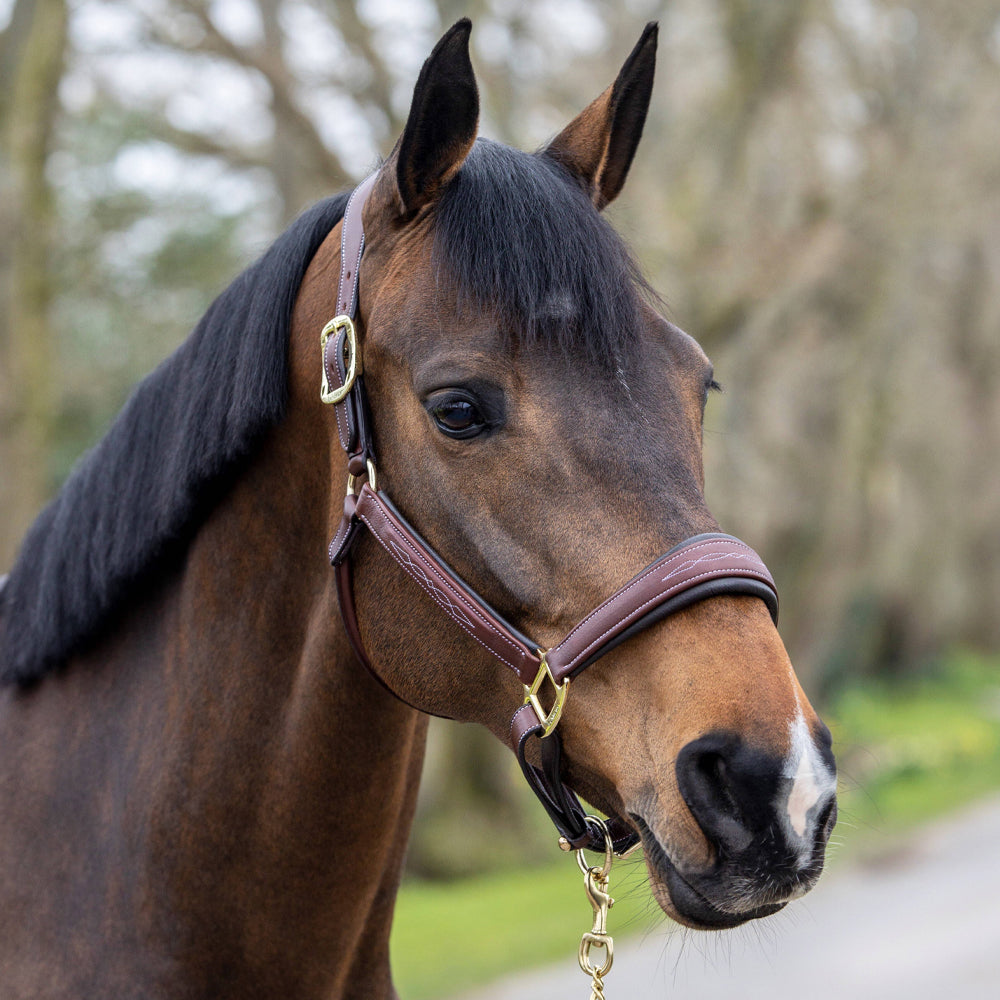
xmin=323 ymin=173 xmax=780 ymax=856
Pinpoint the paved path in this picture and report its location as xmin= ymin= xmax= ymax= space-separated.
xmin=457 ymin=795 xmax=1000 ymax=1000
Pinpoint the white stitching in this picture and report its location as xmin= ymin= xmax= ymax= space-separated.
xmin=366 ymin=504 xmax=527 ymax=657
xmin=328 ymin=519 xmax=349 ymax=562
xmin=553 ymin=539 xmax=756 ymax=651
xmin=508 ymin=703 xmax=539 ymax=746
xmin=359 ymin=509 xmax=519 ymax=673
xmin=551 ymin=539 xmax=771 ymax=668
xmin=660 ymin=548 xmax=760 ymax=583
xmin=333 ymin=401 xmax=350 ymax=452
xmin=355 ymin=500 xmax=535 ymax=678
xmin=338 ymin=185 xmax=364 ymax=308
xmin=385 ymin=537 xmax=477 ymax=633
xmin=331 ymin=176 xmax=375 ymax=447
xmin=346 ymin=234 xmax=365 ymax=316
xmin=338 ymin=177 xmax=373 ymax=314
xmin=324 ymin=334 xmax=351 ymax=451
xmin=557 ymin=563 xmax=774 ymax=671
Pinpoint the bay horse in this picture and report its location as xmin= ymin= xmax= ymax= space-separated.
xmin=0 ymin=20 xmax=836 ymax=1000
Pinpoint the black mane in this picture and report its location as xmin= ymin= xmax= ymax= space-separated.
xmin=434 ymin=139 xmax=649 ymax=360
xmin=0 ymin=194 xmax=349 ymax=685
xmin=1 ymin=140 xmax=651 ymax=686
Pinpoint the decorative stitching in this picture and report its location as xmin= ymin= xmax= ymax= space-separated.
xmin=551 ymin=539 xmax=773 ymax=669
xmin=367 ymin=502 xmax=529 ymax=658
xmin=385 ymin=537 xmax=477 ymax=633
xmin=556 ymin=560 xmax=774 ymax=672
xmin=355 ymin=500 xmax=535 ymax=679
xmin=659 ymin=548 xmax=760 ymax=584
xmin=552 ymin=538 xmax=763 ymax=654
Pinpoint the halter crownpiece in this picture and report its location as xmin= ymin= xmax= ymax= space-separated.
xmin=322 ymin=173 xmax=780 ymax=855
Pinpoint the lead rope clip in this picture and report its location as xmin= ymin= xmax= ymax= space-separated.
xmin=575 ymin=817 xmax=615 ymax=999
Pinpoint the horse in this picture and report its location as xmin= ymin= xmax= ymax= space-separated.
xmin=0 ymin=20 xmax=837 ymax=1000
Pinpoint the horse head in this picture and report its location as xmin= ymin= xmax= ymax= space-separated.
xmin=306 ymin=20 xmax=837 ymax=930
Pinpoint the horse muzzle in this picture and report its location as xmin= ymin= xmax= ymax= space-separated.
xmin=635 ymin=727 xmax=838 ymax=929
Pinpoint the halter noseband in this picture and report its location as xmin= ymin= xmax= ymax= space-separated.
xmin=322 ymin=174 xmax=779 ymax=855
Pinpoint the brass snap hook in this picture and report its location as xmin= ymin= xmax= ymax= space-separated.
xmin=578 ymin=866 xmax=614 ymax=977
xmin=573 ymin=816 xmax=616 ymax=998
xmin=576 ymin=816 xmax=614 ymax=881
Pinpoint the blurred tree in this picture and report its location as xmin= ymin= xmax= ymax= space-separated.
xmin=0 ymin=0 xmax=68 ymax=569
xmin=622 ymin=0 xmax=1000 ymax=691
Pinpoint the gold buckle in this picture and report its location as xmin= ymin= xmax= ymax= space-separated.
xmin=523 ymin=651 xmax=569 ymax=737
xmin=320 ymin=315 xmax=361 ymax=404
xmin=346 ymin=458 xmax=378 ymax=497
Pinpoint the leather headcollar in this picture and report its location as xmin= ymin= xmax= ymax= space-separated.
xmin=322 ymin=174 xmax=779 ymax=855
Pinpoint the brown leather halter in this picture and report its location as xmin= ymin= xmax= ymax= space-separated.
xmin=323 ymin=174 xmax=780 ymax=855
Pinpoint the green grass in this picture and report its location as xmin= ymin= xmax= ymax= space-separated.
xmin=390 ymin=649 xmax=1000 ymax=999
xmin=390 ymin=856 xmax=659 ymax=999
xmin=828 ymin=649 xmax=1000 ymax=850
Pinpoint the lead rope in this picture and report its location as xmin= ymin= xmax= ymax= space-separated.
xmin=575 ymin=816 xmax=616 ymax=999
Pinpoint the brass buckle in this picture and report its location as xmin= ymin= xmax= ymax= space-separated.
xmin=320 ymin=315 xmax=361 ymax=404
xmin=523 ymin=651 xmax=569 ymax=738
xmin=346 ymin=458 xmax=378 ymax=497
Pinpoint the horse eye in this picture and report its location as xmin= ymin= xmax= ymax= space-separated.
xmin=429 ymin=397 xmax=487 ymax=439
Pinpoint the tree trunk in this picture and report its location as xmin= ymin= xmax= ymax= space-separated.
xmin=0 ymin=0 xmax=68 ymax=569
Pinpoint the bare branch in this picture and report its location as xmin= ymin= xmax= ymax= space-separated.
xmin=144 ymin=0 xmax=352 ymax=191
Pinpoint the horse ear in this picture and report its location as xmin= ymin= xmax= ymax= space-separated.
xmin=543 ymin=23 xmax=657 ymax=210
xmin=391 ymin=19 xmax=479 ymax=217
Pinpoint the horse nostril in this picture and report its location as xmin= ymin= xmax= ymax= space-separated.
xmin=694 ymin=752 xmax=741 ymax=820
xmin=678 ymin=731 xmax=838 ymax=870
xmin=676 ymin=734 xmax=767 ymax=856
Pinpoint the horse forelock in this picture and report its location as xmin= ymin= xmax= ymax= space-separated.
xmin=0 ymin=194 xmax=350 ymax=686
xmin=432 ymin=139 xmax=654 ymax=364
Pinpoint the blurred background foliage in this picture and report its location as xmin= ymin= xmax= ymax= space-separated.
xmin=1 ymin=0 xmax=998 ymax=880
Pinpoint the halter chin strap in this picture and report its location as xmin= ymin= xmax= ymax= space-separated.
xmin=322 ymin=174 xmax=780 ymax=855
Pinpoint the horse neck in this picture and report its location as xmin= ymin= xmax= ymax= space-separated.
xmin=142 ymin=396 xmax=427 ymax=995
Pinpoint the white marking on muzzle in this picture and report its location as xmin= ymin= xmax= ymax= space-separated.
xmin=781 ymin=712 xmax=836 ymax=858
